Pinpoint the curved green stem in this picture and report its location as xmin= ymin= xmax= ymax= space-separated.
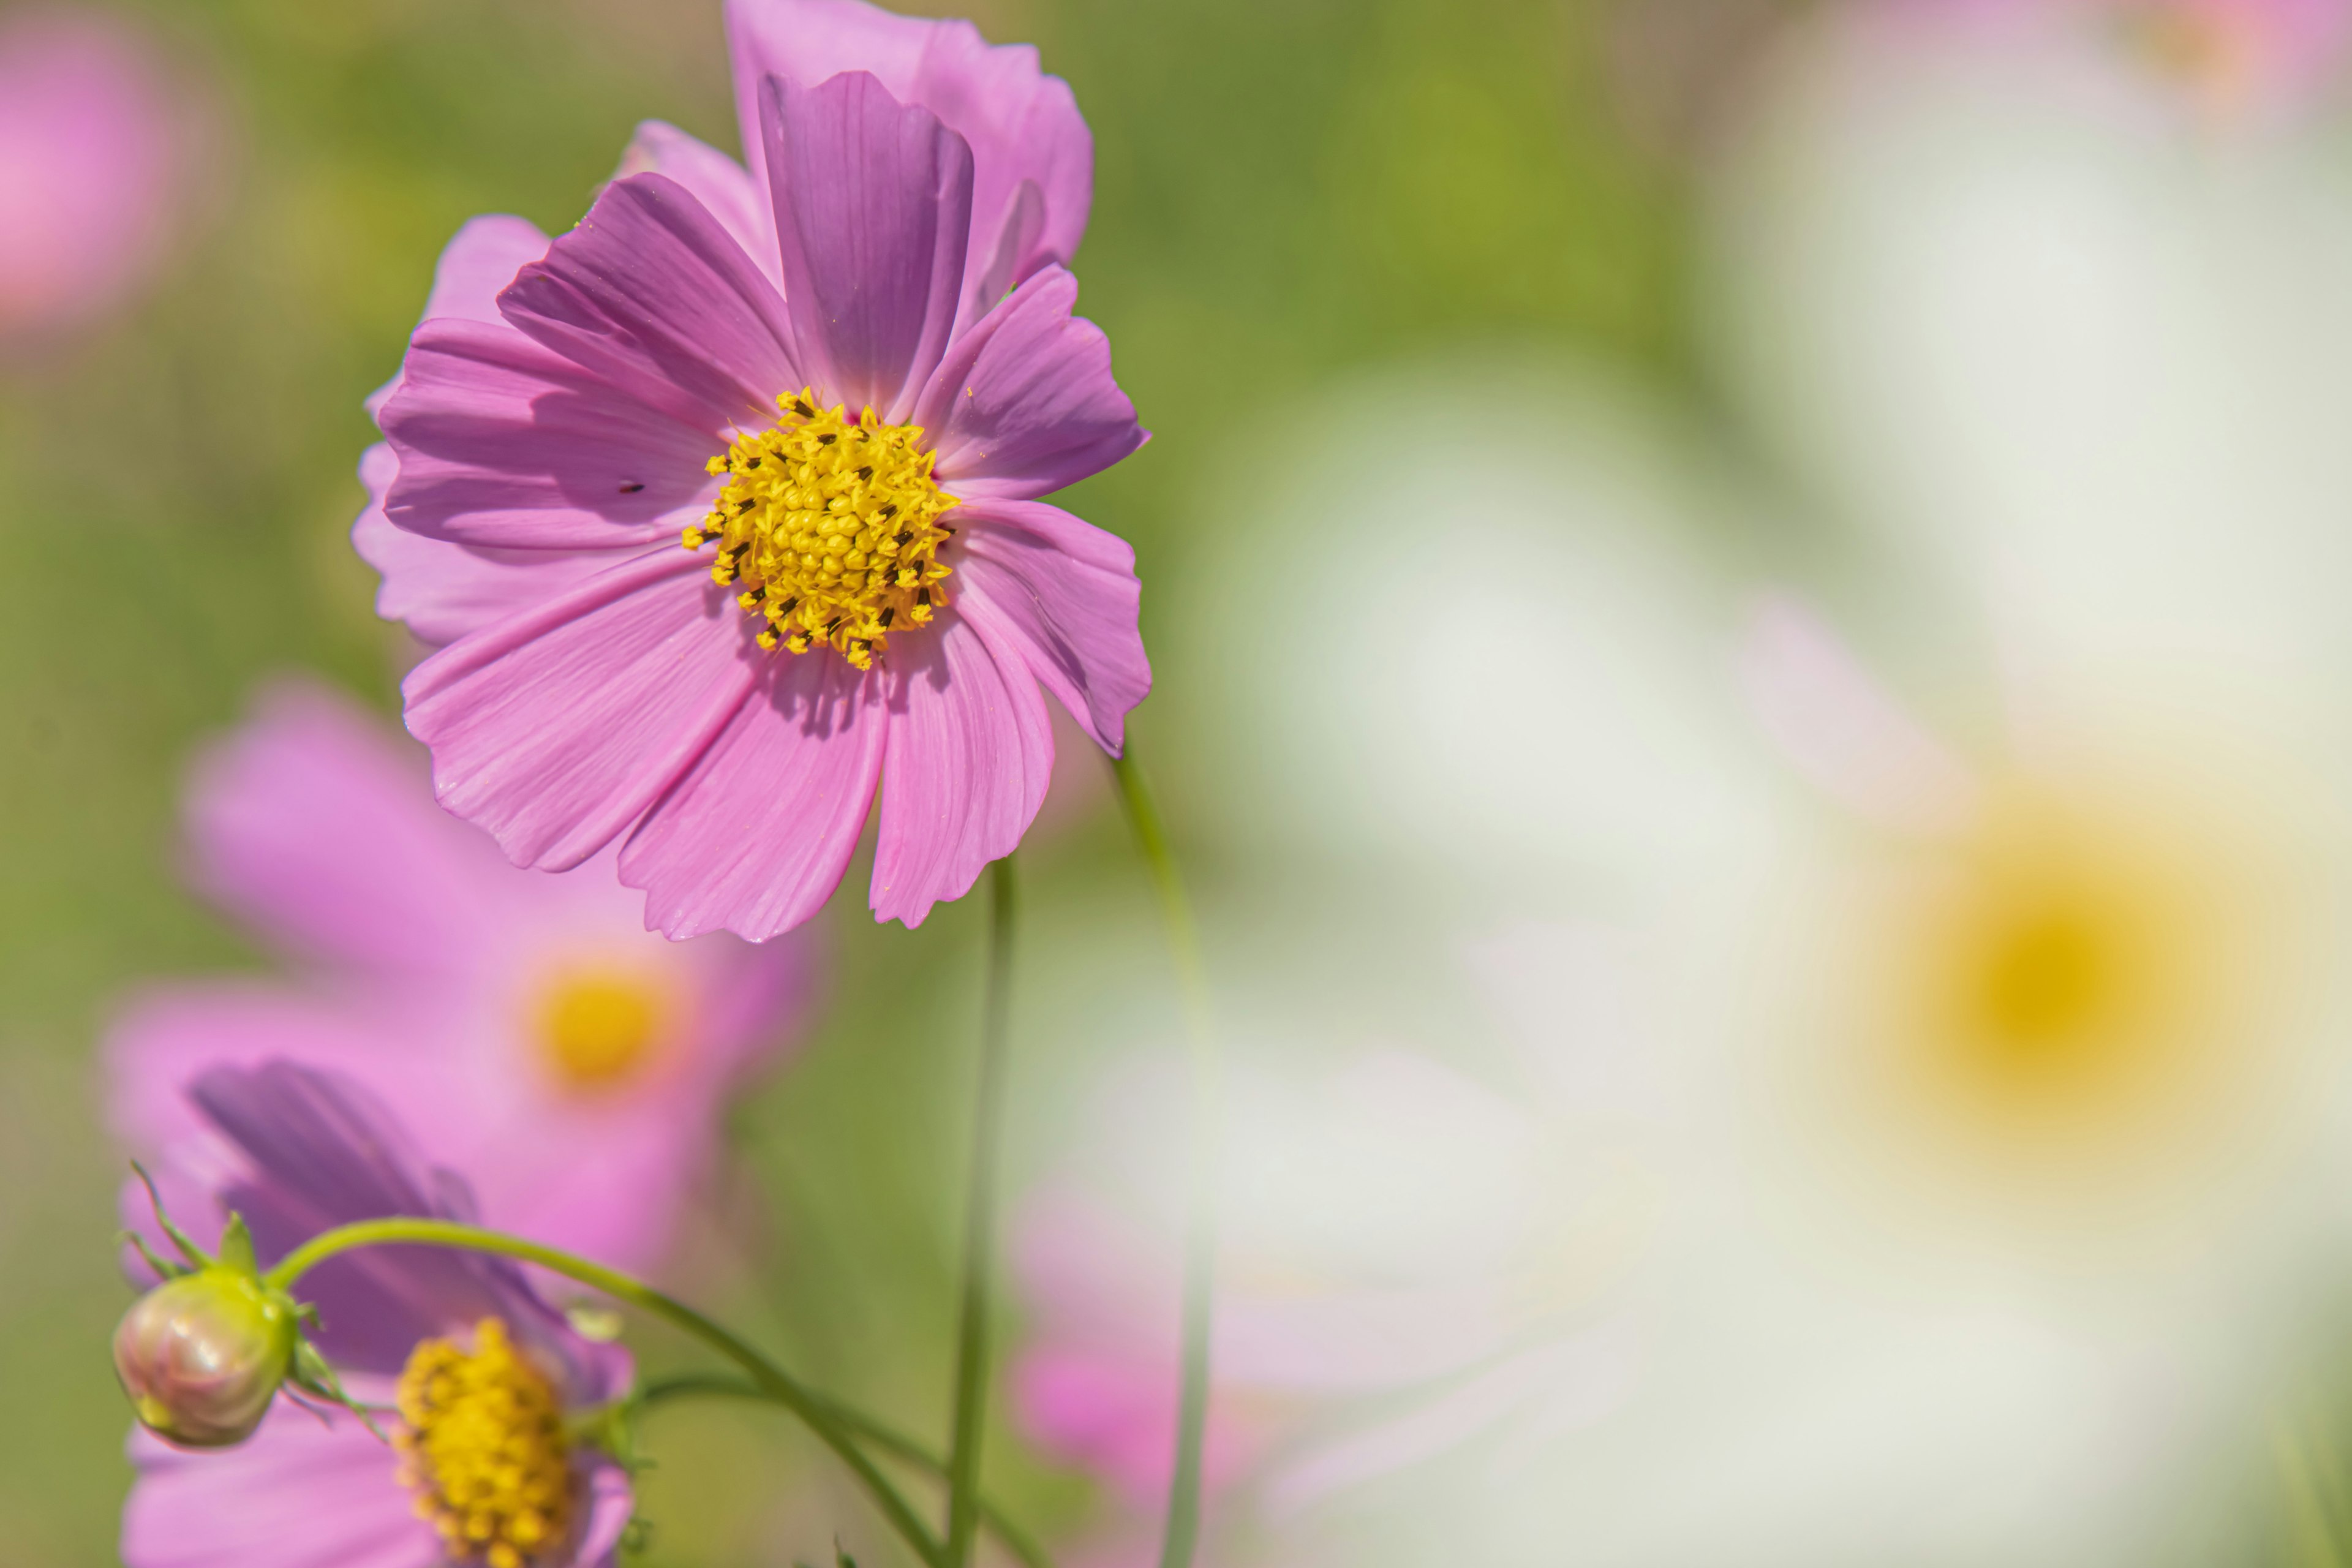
xmin=638 ymin=1374 xmax=1052 ymax=1568
xmin=1110 ymin=750 xmax=1219 ymax=1568
xmin=947 ymin=854 xmax=1019 ymax=1566
xmin=263 ymin=1219 xmax=944 ymax=1568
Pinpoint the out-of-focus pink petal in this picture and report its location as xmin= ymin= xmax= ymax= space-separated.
xmin=569 ymin=1460 xmax=638 ymax=1568
xmin=353 ymin=443 xmax=630 ymax=646
xmin=404 ymin=549 xmax=761 ymax=872
xmin=365 ymin=215 xmax=551 ymax=420
xmin=0 ymin=13 xmax=186 ymax=339
xmin=725 ymin=0 xmax=1092 ymax=307
xmin=758 ymin=71 xmax=972 ymax=421
xmin=123 ymin=1411 xmax=437 ymax=1568
xmin=612 ymin=121 xmax=772 ymax=278
xmin=500 ymin=173 xmax=800 ymax=433
xmin=870 ymin=610 xmax=1052 ymax=927
xmin=181 ymin=677 xmax=518 ymax=978
xmin=953 ymin=497 xmax=1149 ymax=754
xmin=918 ymin=265 xmax=1144 ymax=499
xmin=382 ymin=316 xmax=719 ymax=549
xmin=622 ymin=651 xmax=886 ymax=941
xmin=1012 ymin=1349 xmax=1260 ymax=1510
xmin=102 ymin=986 xmax=422 ymax=1161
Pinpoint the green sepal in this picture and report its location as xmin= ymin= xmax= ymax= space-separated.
xmin=217 ymin=1213 xmax=258 ymax=1277
xmin=288 ymin=1338 xmax=388 ymax=1444
xmin=117 ymin=1228 xmax=189 ymax=1283
xmin=129 ymin=1161 xmax=213 ymax=1270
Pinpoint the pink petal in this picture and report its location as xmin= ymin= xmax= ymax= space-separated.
xmin=870 ymin=609 xmax=1052 ymax=927
xmin=621 ymin=650 xmax=886 ymax=941
xmin=917 ymin=265 xmax=1144 ymax=500
xmin=364 ymin=214 xmax=551 ymax=420
xmin=952 ymin=498 xmax=1149 ymax=753
xmin=181 ymin=676 xmax=523 ymax=978
xmin=500 ymin=172 xmax=801 ymax=433
xmin=612 ymin=121 xmax=771 ymax=278
xmin=353 ymin=442 xmax=630 ymax=646
xmin=382 ymin=315 xmax=720 ymax=550
xmin=725 ymin=0 xmax=1091 ymax=309
xmin=758 ymin=71 xmax=971 ymax=421
xmin=403 ymin=548 xmax=761 ymax=872
xmin=567 ymin=1460 xmax=638 ymax=1568
xmin=123 ymin=1410 xmax=437 ymax=1568
xmin=102 ymin=984 xmax=413 ymax=1156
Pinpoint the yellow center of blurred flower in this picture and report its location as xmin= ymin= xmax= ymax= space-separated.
xmin=534 ymin=971 xmax=666 ymax=1093
xmin=683 ymin=389 xmax=958 ymax=669
xmin=394 ymin=1319 xmax=572 ymax=1568
xmin=1869 ymin=780 xmax=2286 ymax=1167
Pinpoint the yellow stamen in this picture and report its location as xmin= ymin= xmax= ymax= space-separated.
xmin=533 ymin=971 xmax=665 ymax=1093
xmin=394 ymin=1319 xmax=573 ymax=1568
xmin=684 ymin=389 xmax=958 ymax=670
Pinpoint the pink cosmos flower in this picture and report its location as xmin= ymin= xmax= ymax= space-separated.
xmin=1898 ymin=0 xmax=2352 ymax=111
xmin=106 ymin=677 xmax=810 ymax=1274
xmin=360 ymin=0 xmax=1148 ymax=941
xmin=0 ymin=9 xmax=189 ymax=340
xmin=123 ymin=1061 xmax=635 ymax=1568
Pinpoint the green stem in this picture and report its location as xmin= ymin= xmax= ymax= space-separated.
xmin=637 ymin=1374 xmax=1052 ymax=1568
xmin=946 ymin=855 xmax=1019 ymax=1566
xmin=1110 ymin=751 xmax=1219 ymax=1568
xmin=263 ymin=1219 xmax=945 ymax=1568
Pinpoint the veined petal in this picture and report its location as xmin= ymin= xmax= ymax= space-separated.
xmin=366 ymin=214 xmax=551 ymax=421
xmin=499 ymin=172 xmax=801 ymax=432
xmin=404 ymin=548 xmax=761 ymax=872
xmin=612 ymin=121 xmax=772 ymax=280
xmin=952 ymin=497 xmax=1148 ymax=753
xmin=918 ymin=264 xmax=1144 ymax=499
xmin=622 ymin=651 xmax=886 ymax=941
xmin=759 ymin=70 xmax=973 ymax=422
xmin=871 ymin=609 xmax=1053 ymax=927
xmin=725 ymin=0 xmax=1091 ymax=303
xmin=382 ymin=317 xmax=719 ymax=550
xmin=353 ymin=442 xmax=629 ymax=646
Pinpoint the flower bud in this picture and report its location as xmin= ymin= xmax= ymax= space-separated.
xmin=113 ymin=1268 xmax=297 ymax=1448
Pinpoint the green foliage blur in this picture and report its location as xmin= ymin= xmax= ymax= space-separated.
xmin=0 ymin=0 xmax=1732 ymax=1560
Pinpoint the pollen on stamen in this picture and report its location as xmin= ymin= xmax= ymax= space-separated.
xmin=394 ymin=1319 xmax=573 ymax=1568
xmin=680 ymin=388 xmax=957 ymax=669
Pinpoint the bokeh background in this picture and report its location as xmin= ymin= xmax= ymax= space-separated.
xmin=18 ymin=0 xmax=2352 ymax=1564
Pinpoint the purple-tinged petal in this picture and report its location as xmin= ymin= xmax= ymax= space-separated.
xmin=104 ymin=984 xmax=424 ymax=1159
xmin=499 ymin=173 xmax=799 ymax=432
xmin=181 ymin=677 xmax=518 ymax=979
xmin=918 ymin=265 xmax=1143 ymax=499
xmin=952 ymin=498 xmax=1148 ymax=754
xmin=365 ymin=216 xmax=552 ymax=421
xmin=123 ymin=1411 xmax=437 ymax=1568
xmin=354 ymin=444 xmax=630 ymax=646
xmin=621 ymin=652 xmax=886 ymax=941
xmin=870 ymin=609 xmax=1052 ymax=927
xmin=382 ymin=317 xmax=719 ymax=550
xmin=725 ymin=0 xmax=1091 ymax=304
xmin=612 ymin=121 xmax=771 ymax=277
xmin=759 ymin=71 xmax=973 ymax=421
xmin=404 ymin=548 xmax=761 ymax=872
xmin=565 ymin=1459 xmax=638 ymax=1568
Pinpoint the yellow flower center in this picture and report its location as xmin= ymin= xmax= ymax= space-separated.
xmin=394 ymin=1319 xmax=573 ymax=1568
xmin=533 ymin=970 xmax=666 ymax=1093
xmin=684 ymin=389 xmax=958 ymax=669
xmin=2120 ymin=3 xmax=2261 ymax=107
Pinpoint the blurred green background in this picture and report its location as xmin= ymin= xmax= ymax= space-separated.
xmin=0 ymin=0 xmax=1755 ymax=1560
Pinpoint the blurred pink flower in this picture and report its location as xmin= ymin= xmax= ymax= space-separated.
xmin=1901 ymin=0 xmax=2352 ymax=111
xmin=0 ymin=10 xmax=189 ymax=339
xmin=121 ymin=1061 xmax=635 ymax=1568
xmin=358 ymin=0 xmax=1148 ymax=942
xmin=105 ymin=677 xmax=813 ymax=1274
